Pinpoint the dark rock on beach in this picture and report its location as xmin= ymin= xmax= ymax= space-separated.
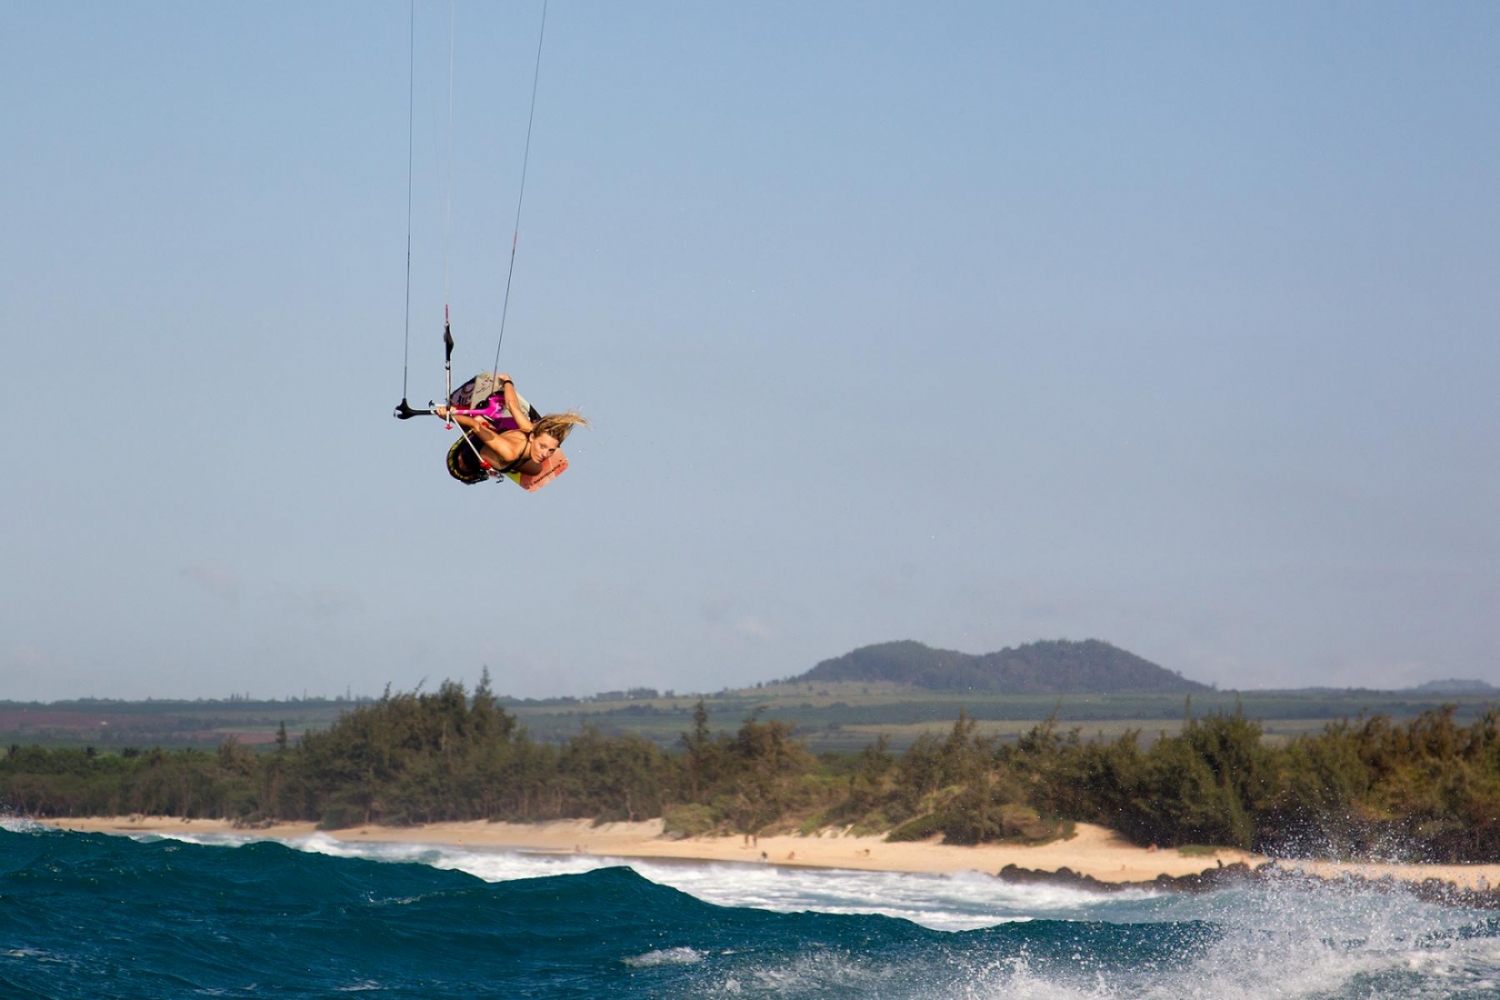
xmin=997 ymin=860 xmax=1500 ymax=910
xmin=997 ymin=861 xmax=1264 ymax=894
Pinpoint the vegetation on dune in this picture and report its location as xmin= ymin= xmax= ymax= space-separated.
xmin=7 ymin=675 xmax=1500 ymax=864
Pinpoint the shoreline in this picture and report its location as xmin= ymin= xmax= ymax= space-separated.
xmin=41 ymin=815 xmax=1247 ymax=883
xmin=37 ymin=815 xmax=1500 ymax=893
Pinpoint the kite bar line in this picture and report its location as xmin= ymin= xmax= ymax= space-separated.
xmin=393 ymin=0 xmax=552 ymax=438
xmin=391 ymin=312 xmax=457 ymax=421
xmin=491 ymin=0 xmax=549 ymax=375
xmin=441 ymin=3 xmax=455 ymax=337
xmin=395 ymin=0 xmax=417 ymax=413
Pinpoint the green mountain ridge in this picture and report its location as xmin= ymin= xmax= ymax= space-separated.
xmin=796 ymin=638 xmax=1211 ymax=694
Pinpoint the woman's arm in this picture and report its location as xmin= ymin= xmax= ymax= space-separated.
xmin=456 ymin=414 xmax=526 ymax=466
xmin=496 ymin=376 xmax=535 ymax=434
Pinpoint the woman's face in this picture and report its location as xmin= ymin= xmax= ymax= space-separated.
xmin=530 ymin=433 xmax=561 ymax=463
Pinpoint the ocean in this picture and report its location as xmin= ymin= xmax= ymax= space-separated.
xmin=4 ymin=819 xmax=1499 ymax=999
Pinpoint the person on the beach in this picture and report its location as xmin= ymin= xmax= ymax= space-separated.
xmin=433 ymin=374 xmax=588 ymax=484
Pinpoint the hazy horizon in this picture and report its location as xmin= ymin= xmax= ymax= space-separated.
xmin=6 ymin=634 xmax=1497 ymax=705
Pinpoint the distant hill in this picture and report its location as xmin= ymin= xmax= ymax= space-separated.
xmin=795 ymin=639 xmax=1211 ymax=694
xmin=1406 ymin=679 xmax=1500 ymax=696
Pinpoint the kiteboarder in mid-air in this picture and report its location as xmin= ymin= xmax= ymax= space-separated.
xmin=432 ymin=373 xmax=588 ymax=487
xmin=391 ymin=5 xmax=584 ymax=491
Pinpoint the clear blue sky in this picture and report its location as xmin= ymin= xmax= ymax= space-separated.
xmin=4 ymin=2 xmax=1497 ymax=702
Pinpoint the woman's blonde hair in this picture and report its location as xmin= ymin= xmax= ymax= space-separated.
xmin=533 ymin=410 xmax=590 ymax=444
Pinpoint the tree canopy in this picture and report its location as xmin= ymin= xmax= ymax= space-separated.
xmin=7 ymin=680 xmax=1500 ymax=864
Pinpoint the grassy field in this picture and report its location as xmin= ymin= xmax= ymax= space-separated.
xmin=4 ymin=683 xmax=1492 ymax=755
xmin=505 ymin=684 xmax=1494 ymax=752
xmin=0 ymin=698 xmax=357 ymax=751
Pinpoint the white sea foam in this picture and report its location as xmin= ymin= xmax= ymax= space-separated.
xmin=598 ymin=858 xmax=1135 ymax=932
xmin=624 ymin=946 xmax=705 ymax=968
xmin=0 ymin=816 xmax=50 ymax=834
xmin=739 ymin=949 xmax=900 ymax=995
xmin=355 ymin=841 xmax=1137 ymax=931
xmin=939 ymin=872 xmax=1500 ymax=1000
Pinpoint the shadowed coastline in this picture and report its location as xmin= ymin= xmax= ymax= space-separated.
xmin=999 ymin=859 xmax=1500 ymax=910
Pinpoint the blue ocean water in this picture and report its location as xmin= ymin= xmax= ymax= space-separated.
xmin=4 ymin=820 xmax=1500 ymax=999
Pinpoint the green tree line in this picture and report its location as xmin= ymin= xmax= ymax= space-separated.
xmin=6 ymin=676 xmax=1500 ymax=863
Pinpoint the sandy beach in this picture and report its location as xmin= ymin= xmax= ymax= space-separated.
xmin=39 ymin=814 xmax=1493 ymax=891
xmin=40 ymin=816 xmax=1237 ymax=880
